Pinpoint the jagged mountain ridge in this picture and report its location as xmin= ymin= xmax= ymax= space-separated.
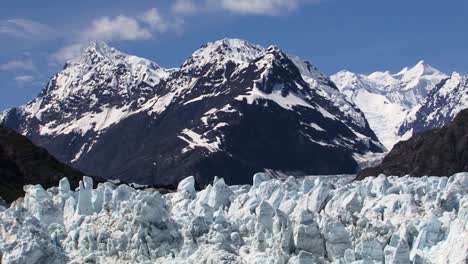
xmin=1 ymin=39 xmax=384 ymax=186
xmin=399 ymin=72 xmax=468 ymax=137
xmin=331 ymin=61 xmax=448 ymax=150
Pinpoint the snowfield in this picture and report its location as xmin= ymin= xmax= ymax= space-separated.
xmin=0 ymin=173 xmax=467 ymax=264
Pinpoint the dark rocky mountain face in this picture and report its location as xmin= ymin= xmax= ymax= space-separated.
xmin=398 ymin=72 xmax=468 ymax=137
xmin=0 ymin=125 xmax=89 ymax=203
xmin=1 ymin=39 xmax=385 ymax=186
xmin=357 ymin=108 xmax=468 ymax=180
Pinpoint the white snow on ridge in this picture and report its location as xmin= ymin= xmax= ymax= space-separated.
xmin=0 ymin=109 xmax=7 ymax=123
xmin=0 ymin=173 xmax=467 ymax=263
xmin=331 ymin=61 xmax=448 ymax=150
xmin=184 ymin=38 xmax=264 ymax=71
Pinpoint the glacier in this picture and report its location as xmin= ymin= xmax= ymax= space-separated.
xmin=0 ymin=173 xmax=467 ymax=264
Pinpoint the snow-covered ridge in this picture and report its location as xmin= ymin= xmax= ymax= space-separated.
xmin=331 ymin=61 xmax=448 ymax=150
xmin=21 ymin=41 xmax=173 ymax=130
xmin=1 ymin=173 xmax=467 ymax=263
xmin=399 ymin=72 xmax=468 ymax=136
xmin=181 ymin=38 xmax=264 ymax=74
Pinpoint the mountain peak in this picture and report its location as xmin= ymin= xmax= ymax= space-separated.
xmin=71 ymin=40 xmax=126 ymax=65
xmin=399 ymin=60 xmax=446 ymax=84
xmin=183 ymin=38 xmax=264 ymax=70
xmin=85 ymin=40 xmax=111 ymax=52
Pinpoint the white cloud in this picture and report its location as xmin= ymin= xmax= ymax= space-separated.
xmin=14 ymin=75 xmax=35 ymax=83
xmin=50 ymin=43 xmax=86 ymax=64
xmin=172 ymin=0 xmax=197 ymax=15
xmin=0 ymin=60 xmax=35 ymax=71
xmin=142 ymin=8 xmax=169 ymax=32
xmin=51 ymin=7 xmax=185 ymax=64
xmin=81 ymin=15 xmax=152 ymax=42
xmin=220 ymin=0 xmax=301 ymax=15
xmin=0 ymin=19 xmax=54 ymax=39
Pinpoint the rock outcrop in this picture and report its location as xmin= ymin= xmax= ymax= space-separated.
xmin=357 ymin=108 xmax=468 ymax=179
xmin=0 ymin=125 xmax=95 ymax=203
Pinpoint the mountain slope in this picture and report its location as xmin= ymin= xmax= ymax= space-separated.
xmin=399 ymin=72 xmax=468 ymax=137
xmin=331 ymin=61 xmax=447 ymax=150
xmin=0 ymin=125 xmax=90 ymax=203
xmin=1 ymin=41 xmax=174 ymax=164
xmin=1 ymin=39 xmax=385 ymax=186
xmin=357 ymin=108 xmax=468 ymax=179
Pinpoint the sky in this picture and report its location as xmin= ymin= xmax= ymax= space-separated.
xmin=1 ymin=0 xmax=467 ymax=110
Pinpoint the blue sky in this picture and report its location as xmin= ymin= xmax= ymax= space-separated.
xmin=1 ymin=0 xmax=467 ymax=110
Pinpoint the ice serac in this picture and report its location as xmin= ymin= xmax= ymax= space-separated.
xmin=331 ymin=61 xmax=448 ymax=150
xmin=2 ymin=38 xmax=385 ymax=186
xmin=0 ymin=172 xmax=467 ymax=263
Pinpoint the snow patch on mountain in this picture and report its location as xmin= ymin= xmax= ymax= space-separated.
xmin=1 ymin=173 xmax=467 ymax=263
xmin=178 ymin=128 xmax=222 ymax=154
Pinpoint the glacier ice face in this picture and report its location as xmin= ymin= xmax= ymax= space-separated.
xmin=0 ymin=172 xmax=467 ymax=263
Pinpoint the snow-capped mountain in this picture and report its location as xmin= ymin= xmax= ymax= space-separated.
xmin=331 ymin=61 xmax=448 ymax=150
xmin=1 ymin=41 xmax=174 ymax=162
xmin=399 ymin=72 xmax=468 ymax=137
xmin=0 ymin=39 xmax=384 ymax=186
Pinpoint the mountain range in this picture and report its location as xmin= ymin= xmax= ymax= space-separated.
xmin=0 ymin=39 xmax=385 ymax=186
xmin=331 ymin=61 xmax=449 ymax=149
xmin=1 ymin=38 xmax=467 ymax=186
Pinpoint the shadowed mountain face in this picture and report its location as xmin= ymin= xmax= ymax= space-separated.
xmin=0 ymin=125 xmax=89 ymax=203
xmin=0 ymin=39 xmax=385 ymax=186
xmin=357 ymin=108 xmax=468 ymax=180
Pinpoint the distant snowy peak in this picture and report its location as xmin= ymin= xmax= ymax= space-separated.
xmin=367 ymin=61 xmax=447 ymax=108
xmin=331 ymin=70 xmax=378 ymax=97
xmin=331 ymin=61 xmax=448 ymax=150
xmin=368 ymin=61 xmax=446 ymax=88
xmin=399 ymin=72 xmax=468 ymax=136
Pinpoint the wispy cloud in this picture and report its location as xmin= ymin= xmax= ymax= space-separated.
xmin=81 ymin=15 xmax=152 ymax=42
xmin=0 ymin=19 xmax=55 ymax=39
xmin=14 ymin=75 xmax=35 ymax=83
xmin=50 ymin=43 xmax=85 ymax=64
xmin=0 ymin=59 xmax=35 ymax=71
xmin=220 ymin=0 xmax=301 ymax=15
xmin=142 ymin=8 xmax=170 ymax=32
xmin=175 ymin=0 xmax=315 ymax=16
xmin=51 ymin=7 xmax=184 ymax=64
xmin=172 ymin=0 xmax=197 ymax=15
